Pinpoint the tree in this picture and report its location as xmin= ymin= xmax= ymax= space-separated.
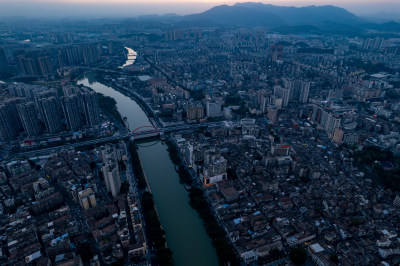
xmin=119 ymin=181 xmax=130 ymax=194
xmin=350 ymin=217 xmax=361 ymax=226
xmin=76 ymin=242 xmax=95 ymax=262
xmin=290 ymin=246 xmax=307 ymax=265
xmin=227 ymin=168 xmax=238 ymax=180
xmin=329 ymin=253 xmax=339 ymax=264
xmin=90 ymin=161 xmax=96 ymax=172
xmin=269 ymin=248 xmax=281 ymax=259
xmin=157 ymin=247 xmax=173 ymax=266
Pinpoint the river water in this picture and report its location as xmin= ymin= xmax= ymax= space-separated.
xmin=120 ymin=47 xmax=137 ymax=68
xmin=77 ymin=72 xmax=218 ymax=266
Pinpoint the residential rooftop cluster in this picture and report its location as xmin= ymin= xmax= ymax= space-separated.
xmin=171 ymin=113 xmax=400 ymax=264
xmin=0 ymin=140 xmax=148 ymax=265
xmin=1 ymin=12 xmax=400 ymax=265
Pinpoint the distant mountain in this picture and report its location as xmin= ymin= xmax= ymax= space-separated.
xmin=131 ymin=3 xmax=400 ymax=35
xmin=181 ymin=2 xmax=364 ymax=28
xmin=360 ymin=21 xmax=400 ymax=32
xmin=183 ymin=4 xmax=285 ymax=28
xmin=361 ymin=12 xmax=400 ymax=23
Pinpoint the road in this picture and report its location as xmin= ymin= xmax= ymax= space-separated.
xmin=14 ymin=122 xmax=224 ymax=158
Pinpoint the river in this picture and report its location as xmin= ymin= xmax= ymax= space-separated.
xmin=120 ymin=47 xmax=137 ymax=68
xmin=77 ymin=72 xmax=218 ymax=266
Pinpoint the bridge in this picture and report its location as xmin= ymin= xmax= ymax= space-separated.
xmin=127 ymin=122 xmax=222 ymax=140
xmin=14 ymin=122 xmax=223 ymax=158
xmin=130 ymin=125 xmax=161 ymax=140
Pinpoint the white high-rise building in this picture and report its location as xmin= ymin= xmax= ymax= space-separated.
xmin=311 ymin=104 xmax=341 ymax=138
xmin=102 ymin=162 xmax=121 ymax=197
xmin=185 ymin=142 xmax=194 ymax=166
xmin=273 ymin=86 xmax=290 ymax=108
xmin=206 ymin=100 xmax=222 ymax=118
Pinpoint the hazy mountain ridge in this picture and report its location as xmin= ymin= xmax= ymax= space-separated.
xmin=181 ymin=3 xmax=363 ymax=28
xmin=182 ymin=5 xmax=285 ymax=27
xmin=157 ymin=2 xmax=400 ymax=34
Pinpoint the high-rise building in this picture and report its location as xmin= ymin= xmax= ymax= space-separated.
xmin=99 ymin=144 xmax=121 ymax=197
xmin=99 ymin=144 xmax=118 ymax=162
xmin=394 ymin=195 xmax=400 ymax=207
xmin=201 ymin=150 xmax=227 ymax=186
xmin=82 ymin=44 xmax=100 ymax=65
xmin=185 ymin=142 xmax=194 ymax=166
xmin=17 ymin=102 xmax=41 ymax=137
xmin=290 ymin=80 xmax=310 ymax=103
xmin=82 ymin=91 xmax=101 ymax=126
xmin=58 ymin=46 xmax=82 ymax=67
xmin=324 ymin=115 xmax=341 ymax=138
xmin=311 ymin=104 xmax=341 ymax=138
xmin=35 ymin=89 xmax=60 ymax=115
xmin=5 ymin=98 xmax=24 ymax=131
xmin=16 ymin=55 xmax=38 ymax=76
xmin=102 ymin=162 xmax=121 ymax=197
xmin=78 ymin=188 xmax=97 ymax=210
xmin=260 ymin=95 xmax=275 ymax=113
xmin=0 ymin=104 xmax=16 ymax=141
xmin=37 ymin=56 xmax=53 ymax=76
xmin=15 ymin=52 xmax=53 ymax=76
xmin=8 ymin=83 xmax=47 ymax=99
xmin=282 ymin=79 xmax=310 ymax=104
xmin=267 ymin=104 xmax=278 ymax=124
xmin=271 ymin=144 xmax=290 ymax=156
xmin=273 ymin=86 xmax=290 ymax=108
xmin=63 ymin=85 xmax=80 ymax=97
xmin=0 ymin=47 xmax=8 ymax=66
xmin=39 ymin=96 xmax=63 ymax=134
xmin=298 ymin=81 xmax=310 ymax=103
xmin=206 ymin=100 xmax=222 ymax=118
xmin=283 ymin=79 xmax=295 ymax=100
xmin=108 ymin=41 xmax=115 ymax=55
xmin=58 ymin=44 xmax=100 ymax=67
xmin=62 ymin=95 xmax=83 ymax=131
xmin=332 ymin=128 xmax=344 ymax=144
xmin=186 ymin=105 xmax=204 ymax=120
xmin=0 ymin=98 xmax=24 ymax=141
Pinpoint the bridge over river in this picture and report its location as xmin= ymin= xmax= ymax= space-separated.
xmin=77 ymin=71 xmax=219 ymax=266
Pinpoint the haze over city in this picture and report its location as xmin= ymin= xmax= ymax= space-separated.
xmin=1 ymin=0 xmax=400 ymax=18
xmin=1 ymin=0 xmax=400 ymax=265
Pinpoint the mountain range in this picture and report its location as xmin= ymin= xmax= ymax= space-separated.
xmin=183 ymin=3 xmax=362 ymax=28
xmin=148 ymin=2 xmax=400 ymax=34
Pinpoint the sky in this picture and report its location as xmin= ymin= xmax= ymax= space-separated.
xmin=1 ymin=0 xmax=400 ymax=18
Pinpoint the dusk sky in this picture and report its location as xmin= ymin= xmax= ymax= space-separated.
xmin=1 ymin=0 xmax=400 ymax=18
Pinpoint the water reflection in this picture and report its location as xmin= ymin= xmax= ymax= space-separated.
xmin=135 ymin=139 xmax=160 ymax=148
xmin=120 ymin=47 xmax=137 ymax=68
xmin=77 ymin=72 xmax=219 ymax=266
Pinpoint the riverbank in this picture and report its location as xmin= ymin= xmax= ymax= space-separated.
xmin=94 ymin=71 xmax=155 ymax=119
xmin=129 ymin=142 xmax=148 ymax=190
xmin=78 ymin=71 xmax=219 ymax=266
xmin=164 ymin=138 xmax=240 ymax=265
xmin=97 ymin=92 xmax=125 ymax=126
xmin=188 ymin=188 xmax=240 ymax=266
xmin=128 ymin=142 xmax=173 ymax=265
